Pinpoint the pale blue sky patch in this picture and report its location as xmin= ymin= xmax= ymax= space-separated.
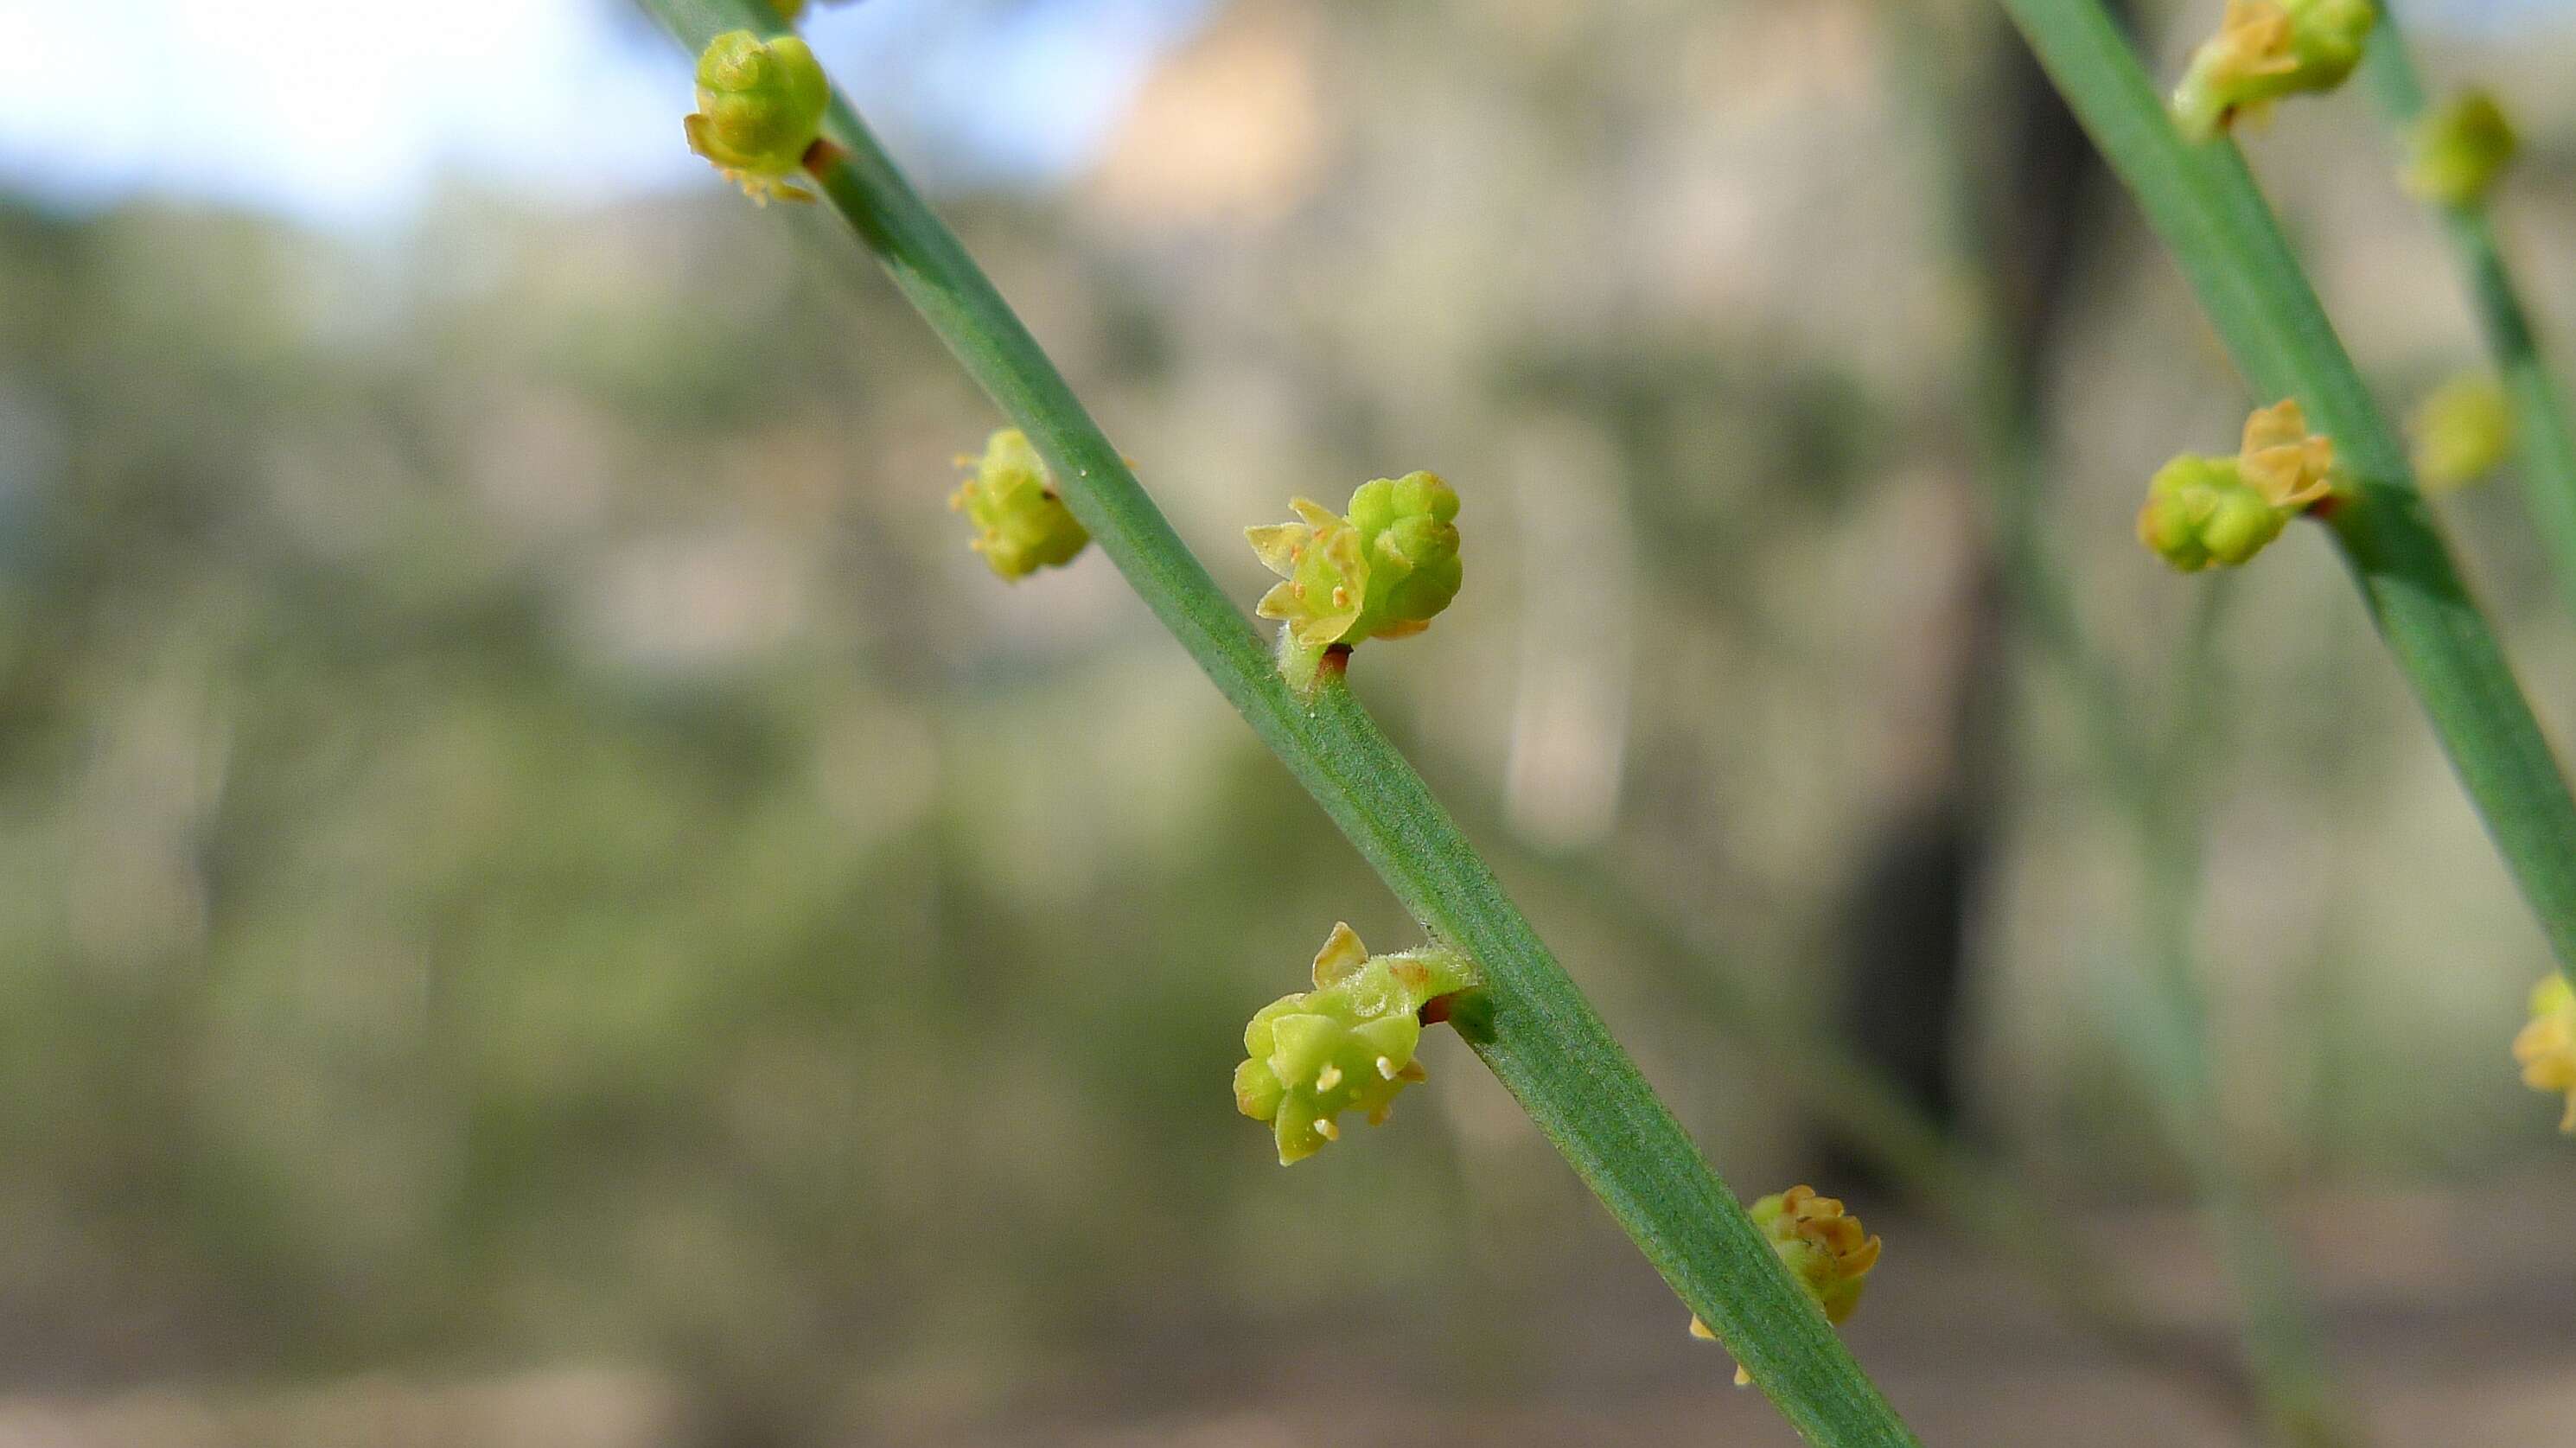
xmin=0 ymin=0 xmax=1209 ymax=227
xmin=0 ymin=0 xmax=2559 ymax=229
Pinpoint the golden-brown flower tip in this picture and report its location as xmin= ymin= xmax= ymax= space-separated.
xmin=2138 ymin=399 xmax=2338 ymax=571
xmin=1687 ymin=1184 xmax=1882 ymax=1387
xmin=2235 ymin=399 xmax=2337 ymax=509
xmin=2514 ymin=974 xmax=2576 ymax=1133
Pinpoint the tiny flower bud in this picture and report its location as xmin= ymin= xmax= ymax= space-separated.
xmin=685 ymin=30 xmax=831 ymax=206
xmin=1233 ymin=923 xmax=1478 ymax=1164
xmin=2410 ymin=374 xmax=2515 ymax=493
xmin=1688 ymin=1185 xmax=1883 ymax=1387
xmin=2513 ymin=974 xmax=2576 ymax=1133
xmin=2171 ymin=0 xmax=2375 ymax=144
xmin=2138 ymin=400 xmax=2337 ymax=571
xmin=1246 ymin=472 xmax=1461 ymax=678
xmin=2406 ymin=91 xmax=2517 ymax=209
xmin=950 ymin=428 xmax=1090 ymax=579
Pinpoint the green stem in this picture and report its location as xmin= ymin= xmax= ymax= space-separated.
xmin=641 ymin=2 xmax=1922 ymax=1440
xmin=2118 ymin=837 xmax=2356 ymax=1447
xmin=1895 ymin=16 xmax=2356 ymax=1439
xmin=2126 ymin=622 xmax=2360 ymax=1448
xmin=2358 ymin=4 xmax=2576 ymax=617
xmin=1993 ymin=0 xmax=2576 ymax=987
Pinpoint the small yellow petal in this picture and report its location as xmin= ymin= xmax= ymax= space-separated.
xmin=1289 ymin=497 xmax=1341 ymax=531
xmin=1254 ymin=580 xmax=1303 ymax=622
xmin=2241 ymin=399 xmax=2306 ymax=454
xmin=1245 ymin=522 xmax=1310 ymax=578
xmin=1310 ymin=921 xmax=1368 ymax=986
xmin=1291 ymin=615 xmax=1352 ymax=650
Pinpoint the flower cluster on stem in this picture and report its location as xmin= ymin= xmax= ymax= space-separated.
xmin=2406 ymin=91 xmax=2516 ymax=208
xmin=2170 ymin=0 xmax=2375 ymax=144
xmin=2410 ymin=375 xmax=2514 ymax=493
xmin=2138 ymin=400 xmax=2338 ymax=571
xmin=2515 ymin=975 xmax=2576 ymax=1133
xmin=1246 ymin=472 xmax=1461 ymax=685
xmin=950 ymin=428 xmax=1091 ymax=579
xmin=1232 ymin=923 xmax=1477 ymax=1165
xmin=1690 ymin=1186 xmax=1882 ymax=1386
xmin=685 ymin=30 xmax=830 ymax=206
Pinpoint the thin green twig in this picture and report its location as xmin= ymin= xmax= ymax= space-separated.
xmin=637 ymin=1 xmax=1922 ymax=1440
xmin=2358 ymin=3 xmax=2576 ymax=617
xmin=1896 ymin=14 xmax=2358 ymax=1440
xmin=2123 ymin=584 xmax=2358 ymax=1448
xmin=1993 ymin=0 xmax=2576 ymax=990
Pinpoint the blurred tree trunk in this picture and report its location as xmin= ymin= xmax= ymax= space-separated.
xmin=1827 ymin=2 xmax=2129 ymax=1183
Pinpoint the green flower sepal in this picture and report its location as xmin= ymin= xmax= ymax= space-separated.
xmin=952 ymin=428 xmax=1091 ymax=579
xmin=1246 ymin=472 xmax=1461 ymax=686
xmin=685 ymin=30 xmax=831 ymax=206
xmin=2171 ymin=0 xmax=2375 ymax=144
xmin=1234 ymin=923 xmax=1478 ymax=1164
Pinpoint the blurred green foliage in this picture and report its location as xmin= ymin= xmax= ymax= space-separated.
xmin=3 ymin=2 xmax=2574 ymax=1438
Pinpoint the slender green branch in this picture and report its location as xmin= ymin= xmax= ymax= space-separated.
xmin=2121 ymin=581 xmax=2356 ymax=1447
xmin=1993 ymin=0 xmax=2576 ymax=987
xmin=2358 ymin=5 xmax=2576 ymax=616
xmin=637 ymin=1 xmax=1922 ymax=1440
xmin=2124 ymin=823 xmax=2357 ymax=1448
xmin=1891 ymin=16 xmax=2356 ymax=1439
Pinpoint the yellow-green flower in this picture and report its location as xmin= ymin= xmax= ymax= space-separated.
xmin=2171 ymin=0 xmax=2375 ymax=144
xmin=1688 ymin=1185 xmax=1883 ymax=1386
xmin=950 ymin=428 xmax=1090 ymax=579
xmin=2138 ymin=399 xmax=2337 ymax=571
xmin=2407 ymin=91 xmax=2516 ymax=208
xmin=1233 ymin=923 xmax=1477 ymax=1164
xmin=685 ymin=30 xmax=830 ymax=206
xmin=2514 ymin=974 xmax=2576 ymax=1133
xmin=1246 ymin=471 xmax=1462 ymax=667
xmin=2411 ymin=374 xmax=2515 ymax=493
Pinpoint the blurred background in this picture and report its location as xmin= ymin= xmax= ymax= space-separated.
xmin=3 ymin=0 xmax=2575 ymax=1443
